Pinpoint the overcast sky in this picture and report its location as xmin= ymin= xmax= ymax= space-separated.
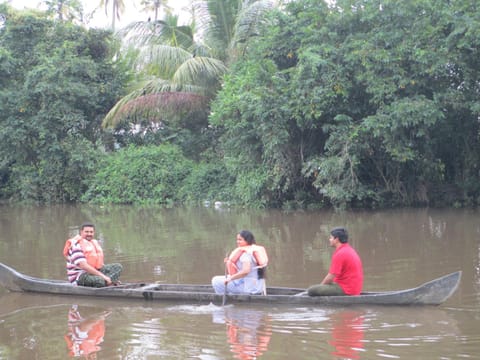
xmin=9 ymin=0 xmax=192 ymax=28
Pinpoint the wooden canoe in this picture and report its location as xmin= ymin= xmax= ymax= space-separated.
xmin=0 ymin=262 xmax=461 ymax=306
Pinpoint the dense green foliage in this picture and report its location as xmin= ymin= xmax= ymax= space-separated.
xmin=1 ymin=0 xmax=479 ymax=209
xmin=82 ymin=144 xmax=192 ymax=205
xmin=0 ymin=5 xmax=126 ymax=202
xmin=179 ymin=161 xmax=236 ymax=205
xmin=210 ymin=0 xmax=480 ymax=208
xmin=101 ymin=1 xmax=274 ymax=161
xmin=83 ymin=143 xmax=235 ymax=205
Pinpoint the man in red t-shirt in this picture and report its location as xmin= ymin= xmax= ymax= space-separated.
xmin=307 ymin=227 xmax=363 ymax=296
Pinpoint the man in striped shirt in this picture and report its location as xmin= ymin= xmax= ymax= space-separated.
xmin=64 ymin=223 xmax=122 ymax=287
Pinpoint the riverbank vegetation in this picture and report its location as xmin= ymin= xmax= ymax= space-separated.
xmin=1 ymin=0 xmax=479 ymax=209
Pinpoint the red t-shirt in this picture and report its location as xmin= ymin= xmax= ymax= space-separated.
xmin=329 ymin=243 xmax=363 ymax=295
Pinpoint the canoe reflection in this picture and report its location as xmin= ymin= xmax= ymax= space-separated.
xmin=213 ymin=307 xmax=272 ymax=360
xmin=64 ymin=305 xmax=111 ymax=359
xmin=329 ymin=310 xmax=365 ymax=359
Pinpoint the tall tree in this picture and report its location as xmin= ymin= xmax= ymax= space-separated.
xmin=210 ymin=0 xmax=480 ymax=208
xmin=0 ymin=6 xmax=127 ymax=202
xmin=103 ymin=13 xmax=224 ymax=127
xmin=102 ymin=0 xmax=278 ymax=153
xmin=99 ymin=0 xmax=125 ymax=30
xmin=140 ymin=0 xmax=172 ymax=21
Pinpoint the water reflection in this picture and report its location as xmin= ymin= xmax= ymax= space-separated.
xmin=329 ymin=310 xmax=365 ymax=359
xmin=475 ymin=240 xmax=480 ymax=303
xmin=213 ymin=307 xmax=272 ymax=360
xmin=64 ymin=305 xmax=111 ymax=359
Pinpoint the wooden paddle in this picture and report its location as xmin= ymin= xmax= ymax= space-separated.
xmin=222 ymin=252 xmax=228 ymax=306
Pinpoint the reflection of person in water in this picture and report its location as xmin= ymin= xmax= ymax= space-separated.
xmin=64 ymin=305 xmax=111 ymax=359
xmin=329 ymin=310 xmax=365 ymax=359
xmin=213 ymin=307 xmax=272 ymax=360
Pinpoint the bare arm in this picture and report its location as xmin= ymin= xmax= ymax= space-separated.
xmin=320 ymin=273 xmax=335 ymax=285
xmin=225 ymin=259 xmax=251 ymax=284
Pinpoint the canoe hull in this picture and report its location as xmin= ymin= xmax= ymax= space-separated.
xmin=0 ymin=262 xmax=461 ymax=306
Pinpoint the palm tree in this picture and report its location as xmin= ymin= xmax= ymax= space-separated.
xmin=140 ymin=0 xmax=172 ymax=21
xmin=99 ymin=0 xmax=125 ymax=30
xmin=102 ymin=0 xmax=278 ymax=128
xmin=193 ymin=0 xmax=280 ymax=62
xmin=103 ymin=12 xmax=226 ymax=127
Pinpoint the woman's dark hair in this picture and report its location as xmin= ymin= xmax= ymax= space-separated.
xmin=238 ymin=230 xmax=256 ymax=245
xmin=239 ymin=230 xmax=266 ymax=279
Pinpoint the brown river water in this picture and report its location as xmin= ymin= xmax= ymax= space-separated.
xmin=0 ymin=205 xmax=479 ymax=359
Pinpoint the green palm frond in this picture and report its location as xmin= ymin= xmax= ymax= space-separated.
xmin=136 ymin=44 xmax=192 ymax=78
xmin=192 ymin=0 xmax=277 ymax=61
xmin=120 ymin=15 xmax=194 ymax=49
xmin=102 ymin=0 xmax=280 ymax=129
xmin=232 ymin=0 xmax=275 ymax=46
xmin=172 ymin=56 xmax=227 ymax=89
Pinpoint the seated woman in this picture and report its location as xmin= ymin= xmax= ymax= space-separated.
xmin=212 ymin=230 xmax=268 ymax=295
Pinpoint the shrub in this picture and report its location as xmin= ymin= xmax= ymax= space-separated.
xmin=179 ymin=161 xmax=235 ymax=204
xmin=82 ymin=144 xmax=193 ymax=205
